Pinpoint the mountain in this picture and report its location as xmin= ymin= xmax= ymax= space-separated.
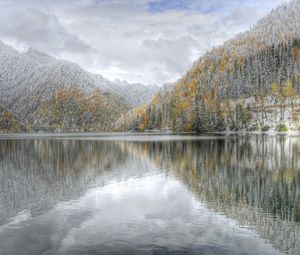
xmin=0 ymin=41 xmax=130 ymax=132
xmin=24 ymin=48 xmax=160 ymax=107
xmin=116 ymin=0 xmax=300 ymax=132
xmin=0 ymin=41 xmax=158 ymax=132
xmin=110 ymin=80 xmax=159 ymax=107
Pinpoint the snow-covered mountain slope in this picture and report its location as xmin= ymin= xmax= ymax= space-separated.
xmin=0 ymin=42 xmax=95 ymax=116
xmin=111 ymin=80 xmax=159 ymax=107
xmin=0 ymin=41 xmax=158 ymax=112
xmin=0 ymin=41 xmax=131 ymax=131
xmin=0 ymin=40 xmax=160 ymax=131
xmin=25 ymin=49 xmax=160 ymax=107
xmin=24 ymin=48 xmax=57 ymax=66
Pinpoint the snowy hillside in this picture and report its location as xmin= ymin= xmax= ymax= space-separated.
xmin=111 ymin=80 xmax=159 ymax=107
xmin=0 ymin=40 xmax=160 ymax=131
xmin=0 ymin=41 xmax=129 ymax=131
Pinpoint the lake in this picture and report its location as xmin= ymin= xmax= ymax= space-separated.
xmin=0 ymin=134 xmax=299 ymax=255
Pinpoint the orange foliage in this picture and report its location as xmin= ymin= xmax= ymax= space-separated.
xmin=152 ymin=95 xmax=160 ymax=105
xmin=293 ymin=47 xmax=300 ymax=60
xmin=189 ymin=80 xmax=197 ymax=98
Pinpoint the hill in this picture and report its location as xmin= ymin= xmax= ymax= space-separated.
xmin=0 ymin=41 xmax=158 ymax=132
xmin=116 ymin=0 xmax=300 ymax=132
xmin=111 ymin=80 xmax=159 ymax=107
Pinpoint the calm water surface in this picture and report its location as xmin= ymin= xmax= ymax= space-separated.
xmin=0 ymin=134 xmax=299 ymax=255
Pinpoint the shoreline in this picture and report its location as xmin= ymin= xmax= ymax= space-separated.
xmin=0 ymin=130 xmax=300 ymax=139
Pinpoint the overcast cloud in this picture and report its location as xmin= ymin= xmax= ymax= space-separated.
xmin=0 ymin=0 xmax=287 ymax=84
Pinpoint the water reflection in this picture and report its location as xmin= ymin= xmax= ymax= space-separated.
xmin=0 ymin=135 xmax=299 ymax=255
xmin=127 ymin=136 xmax=300 ymax=254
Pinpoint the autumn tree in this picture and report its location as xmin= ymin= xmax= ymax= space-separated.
xmin=282 ymin=80 xmax=297 ymax=119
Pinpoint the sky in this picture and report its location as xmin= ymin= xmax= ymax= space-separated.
xmin=0 ymin=0 xmax=287 ymax=85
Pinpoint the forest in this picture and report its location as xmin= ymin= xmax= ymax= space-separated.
xmin=115 ymin=4 xmax=300 ymax=133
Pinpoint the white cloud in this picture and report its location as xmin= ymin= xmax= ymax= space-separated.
xmin=0 ymin=8 xmax=91 ymax=54
xmin=0 ymin=0 xmax=287 ymax=84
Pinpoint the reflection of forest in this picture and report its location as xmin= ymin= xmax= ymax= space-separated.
xmin=0 ymin=139 xmax=158 ymax=225
xmin=0 ymin=139 xmax=134 ymax=225
xmin=0 ymin=136 xmax=299 ymax=254
xmin=126 ymin=136 xmax=300 ymax=254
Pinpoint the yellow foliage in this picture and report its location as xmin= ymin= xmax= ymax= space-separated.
xmin=284 ymin=169 xmax=294 ymax=184
xmin=220 ymin=58 xmax=227 ymax=72
xmin=271 ymin=82 xmax=279 ymax=95
xmin=293 ymin=47 xmax=300 ymax=60
xmin=189 ymin=80 xmax=197 ymax=98
xmin=283 ymin=80 xmax=297 ymax=99
xmin=152 ymin=95 xmax=160 ymax=105
xmin=142 ymin=112 xmax=149 ymax=125
xmin=176 ymin=100 xmax=192 ymax=113
xmin=139 ymin=123 xmax=145 ymax=132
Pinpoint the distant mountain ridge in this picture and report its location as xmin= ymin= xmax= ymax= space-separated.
xmin=24 ymin=47 xmax=160 ymax=107
xmin=111 ymin=80 xmax=159 ymax=107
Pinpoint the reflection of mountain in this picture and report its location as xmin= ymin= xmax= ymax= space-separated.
xmin=0 ymin=139 xmax=155 ymax=225
xmin=0 ymin=136 xmax=299 ymax=254
xmin=124 ymin=136 xmax=300 ymax=254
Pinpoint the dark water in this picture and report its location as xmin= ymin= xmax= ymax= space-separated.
xmin=0 ymin=134 xmax=299 ymax=255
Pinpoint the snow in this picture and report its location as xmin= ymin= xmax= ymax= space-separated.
xmin=0 ymin=40 xmax=159 ymax=120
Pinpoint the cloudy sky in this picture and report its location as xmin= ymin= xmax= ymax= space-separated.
xmin=0 ymin=0 xmax=287 ymax=85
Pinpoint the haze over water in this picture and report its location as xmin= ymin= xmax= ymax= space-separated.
xmin=0 ymin=135 xmax=299 ymax=255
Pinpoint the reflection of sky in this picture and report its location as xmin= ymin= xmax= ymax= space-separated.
xmin=0 ymin=174 xmax=281 ymax=255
